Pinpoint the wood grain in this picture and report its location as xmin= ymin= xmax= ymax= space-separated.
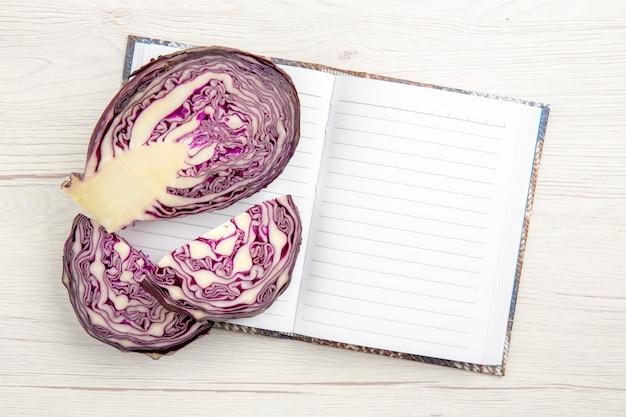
xmin=1 ymin=0 xmax=625 ymax=415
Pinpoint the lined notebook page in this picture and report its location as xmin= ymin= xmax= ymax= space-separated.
xmin=293 ymin=75 xmax=542 ymax=365
xmin=117 ymin=42 xmax=335 ymax=333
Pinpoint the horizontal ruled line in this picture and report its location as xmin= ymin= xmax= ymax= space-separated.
xmin=314 ymin=244 xmax=481 ymax=275
xmin=303 ymin=303 xmax=471 ymax=334
xmin=311 ymin=259 xmax=479 ymax=289
xmin=333 ymin=126 xmax=501 ymax=156
xmin=276 ymin=177 xmax=308 ymax=184
xmin=302 ymin=318 xmax=467 ymax=349
xmin=300 ymin=317 xmax=469 ymax=349
xmin=331 ymin=140 xmax=498 ymax=171
xmin=337 ymin=100 xmax=506 ymax=129
xmin=305 ymin=289 xmax=473 ymax=319
xmin=329 ymin=156 xmax=497 ymax=186
xmin=251 ymin=189 xmax=307 ymax=200
xmin=310 ymin=273 xmax=475 ymax=304
xmin=317 ymin=229 xmax=483 ymax=260
xmin=252 ymin=311 xmax=286 ymax=318
xmin=254 ymin=189 xmax=307 ymax=199
xmin=298 ymin=92 xmax=322 ymax=98
xmin=336 ymin=111 xmax=505 ymax=139
xmin=301 ymin=117 xmax=322 ymax=125
xmin=324 ymin=185 xmax=490 ymax=215
xmin=326 ymin=170 xmax=493 ymax=200
xmin=320 ymin=200 xmax=489 ymax=230
xmin=287 ymin=164 xmax=311 ymax=170
xmin=319 ymin=214 xmax=486 ymax=244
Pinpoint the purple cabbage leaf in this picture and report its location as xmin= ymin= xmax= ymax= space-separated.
xmin=62 ymin=214 xmax=213 ymax=358
xmin=61 ymin=47 xmax=300 ymax=233
xmin=142 ymin=195 xmax=302 ymax=321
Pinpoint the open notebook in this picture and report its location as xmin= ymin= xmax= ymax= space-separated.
xmin=119 ymin=36 xmax=549 ymax=375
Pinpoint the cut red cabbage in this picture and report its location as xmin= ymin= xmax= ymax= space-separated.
xmin=62 ymin=214 xmax=213 ymax=358
xmin=142 ymin=195 xmax=302 ymax=321
xmin=61 ymin=47 xmax=300 ymax=232
xmin=62 ymin=195 xmax=301 ymax=355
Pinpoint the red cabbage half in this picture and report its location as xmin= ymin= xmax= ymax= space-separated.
xmin=62 ymin=214 xmax=213 ymax=358
xmin=61 ymin=47 xmax=300 ymax=232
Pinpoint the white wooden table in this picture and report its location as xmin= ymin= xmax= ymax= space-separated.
xmin=2 ymin=1 xmax=625 ymax=415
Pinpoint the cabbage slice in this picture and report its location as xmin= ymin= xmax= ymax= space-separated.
xmin=62 ymin=47 xmax=300 ymax=232
xmin=62 ymin=214 xmax=213 ymax=358
xmin=143 ymin=195 xmax=302 ymax=320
